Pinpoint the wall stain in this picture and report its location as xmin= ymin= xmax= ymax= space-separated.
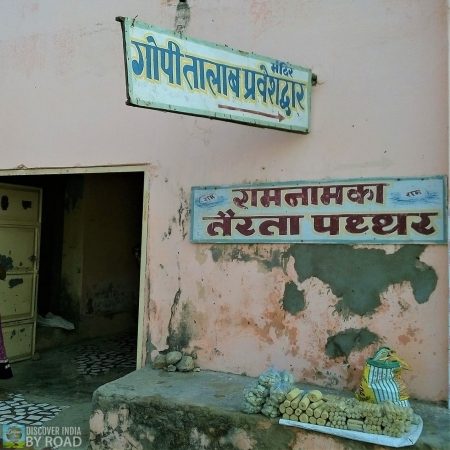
xmin=146 ymin=334 xmax=157 ymax=363
xmin=1 ymin=195 xmax=9 ymax=210
xmin=58 ymin=277 xmax=80 ymax=323
xmin=64 ymin=176 xmax=84 ymax=212
xmin=281 ymin=281 xmax=305 ymax=315
xmin=398 ymin=299 xmax=410 ymax=314
xmin=194 ymin=247 xmax=208 ymax=265
xmin=166 ymin=288 xmax=192 ymax=351
xmin=89 ymin=283 xmax=137 ymax=314
xmin=325 ymin=327 xmax=379 ymax=361
xmin=8 ymin=278 xmax=23 ymax=289
xmin=312 ymin=369 xmax=341 ymax=387
xmin=0 ymin=255 xmax=13 ymax=280
xmin=250 ymin=0 xmax=274 ymax=26
xmin=196 ymin=281 xmax=206 ymax=300
xmin=398 ymin=334 xmax=411 ymax=345
xmin=209 ymin=245 xmax=287 ymax=271
xmin=240 ymin=290 xmax=300 ymax=356
xmin=177 ymin=188 xmax=189 ymax=240
xmin=286 ymin=244 xmax=437 ymax=317
xmin=175 ymin=0 xmax=191 ymax=35
xmin=162 ymin=224 xmax=172 ymax=241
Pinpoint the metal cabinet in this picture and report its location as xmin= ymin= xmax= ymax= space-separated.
xmin=0 ymin=183 xmax=41 ymax=361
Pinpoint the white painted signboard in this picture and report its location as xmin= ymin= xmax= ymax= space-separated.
xmin=190 ymin=176 xmax=447 ymax=244
xmin=118 ymin=17 xmax=313 ymax=133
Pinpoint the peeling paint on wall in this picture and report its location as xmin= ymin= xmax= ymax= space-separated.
xmin=8 ymin=278 xmax=24 ymax=289
xmin=286 ymin=244 xmax=437 ymax=317
xmin=207 ymin=243 xmax=437 ymax=316
xmin=281 ymin=281 xmax=305 ymax=315
xmin=0 ymin=255 xmax=13 ymax=280
xmin=325 ymin=328 xmax=379 ymax=361
xmin=209 ymin=245 xmax=286 ymax=271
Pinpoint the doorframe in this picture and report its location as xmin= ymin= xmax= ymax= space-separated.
xmin=0 ymin=164 xmax=151 ymax=369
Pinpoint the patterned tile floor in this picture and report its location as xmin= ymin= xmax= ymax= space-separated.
xmin=0 ymin=333 xmax=137 ymax=428
xmin=74 ymin=334 xmax=136 ymax=375
xmin=0 ymin=393 xmax=67 ymax=426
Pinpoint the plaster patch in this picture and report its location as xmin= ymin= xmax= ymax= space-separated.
xmin=281 ymin=281 xmax=306 ymax=315
xmin=325 ymin=327 xmax=379 ymax=361
xmin=286 ymin=244 xmax=437 ymax=317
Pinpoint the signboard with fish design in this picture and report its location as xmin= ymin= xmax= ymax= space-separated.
xmin=191 ymin=176 xmax=447 ymax=244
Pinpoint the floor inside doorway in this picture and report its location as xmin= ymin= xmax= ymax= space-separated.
xmin=0 ymin=332 xmax=136 ymax=449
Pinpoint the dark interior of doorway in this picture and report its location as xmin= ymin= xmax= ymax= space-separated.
xmin=0 ymin=172 xmax=144 ymax=367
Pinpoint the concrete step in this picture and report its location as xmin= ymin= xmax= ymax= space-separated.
xmin=89 ymin=367 xmax=450 ymax=450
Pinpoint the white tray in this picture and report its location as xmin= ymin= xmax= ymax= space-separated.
xmin=279 ymin=416 xmax=423 ymax=448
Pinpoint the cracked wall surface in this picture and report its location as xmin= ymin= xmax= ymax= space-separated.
xmin=149 ymin=236 xmax=447 ymax=401
xmin=0 ymin=0 xmax=447 ymax=402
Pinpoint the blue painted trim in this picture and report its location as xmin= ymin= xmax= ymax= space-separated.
xmin=191 ymin=175 xmax=447 ymax=191
xmin=190 ymin=238 xmax=446 ymax=244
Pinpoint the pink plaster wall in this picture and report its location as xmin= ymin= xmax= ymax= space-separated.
xmin=0 ymin=0 xmax=448 ymax=401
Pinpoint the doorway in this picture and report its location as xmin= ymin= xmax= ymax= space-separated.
xmin=0 ymin=166 xmax=148 ymax=439
xmin=0 ymin=168 xmax=147 ymax=360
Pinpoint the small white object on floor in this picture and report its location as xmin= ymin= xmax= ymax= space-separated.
xmin=37 ymin=312 xmax=75 ymax=330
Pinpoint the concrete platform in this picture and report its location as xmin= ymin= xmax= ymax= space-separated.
xmin=89 ymin=367 xmax=450 ymax=450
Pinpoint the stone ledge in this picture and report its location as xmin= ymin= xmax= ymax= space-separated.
xmin=88 ymin=367 xmax=450 ymax=450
